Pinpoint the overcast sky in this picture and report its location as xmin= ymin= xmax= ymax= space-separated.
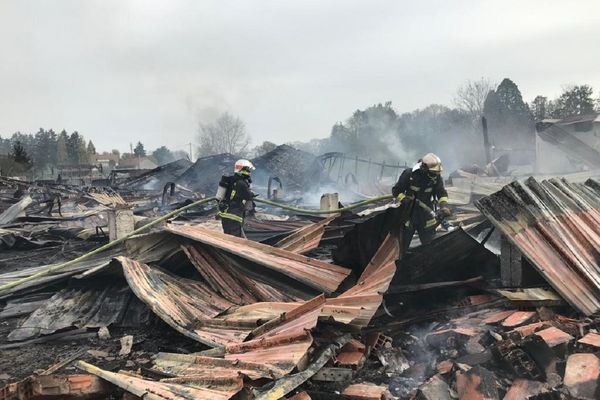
xmin=1 ymin=0 xmax=599 ymax=153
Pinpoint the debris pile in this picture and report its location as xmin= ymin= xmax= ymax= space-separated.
xmin=1 ymin=152 xmax=600 ymax=400
xmin=252 ymin=144 xmax=317 ymax=192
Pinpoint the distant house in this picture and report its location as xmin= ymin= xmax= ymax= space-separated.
xmin=535 ymin=113 xmax=600 ymax=173
xmin=118 ymin=156 xmax=157 ymax=170
xmin=56 ymin=164 xmax=104 ymax=185
xmin=90 ymin=153 xmax=120 ymax=173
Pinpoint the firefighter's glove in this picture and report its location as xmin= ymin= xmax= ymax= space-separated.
xmin=247 ymin=201 xmax=257 ymax=216
xmin=437 ymin=207 xmax=451 ymax=219
xmin=396 ymin=193 xmax=413 ymax=206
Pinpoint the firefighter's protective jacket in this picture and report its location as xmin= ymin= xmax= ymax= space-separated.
xmin=218 ymin=175 xmax=253 ymax=224
xmin=392 ymin=167 xmax=449 ymax=229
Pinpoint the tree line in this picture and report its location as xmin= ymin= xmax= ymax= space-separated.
xmin=292 ymin=79 xmax=600 ymax=172
xmin=0 ymin=129 xmax=188 ymax=178
xmin=194 ymin=79 xmax=599 ymax=173
xmin=0 ymin=129 xmax=96 ymax=176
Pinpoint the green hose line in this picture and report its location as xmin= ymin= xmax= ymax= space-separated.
xmin=0 ymin=196 xmax=218 ymax=293
xmin=0 ymin=193 xmax=393 ymax=293
xmin=254 ymin=194 xmax=393 ymax=214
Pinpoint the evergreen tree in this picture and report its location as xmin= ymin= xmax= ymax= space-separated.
xmin=67 ymin=132 xmax=82 ymax=164
xmin=87 ymin=140 xmax=96 ymax=155
xmin=57 ymin=131 xmax=68 ymax=165
xmin=33 ymin=128 xmax=57 ymax=171
xmin=78 ymin=138 xmax=89 ymax=164
xmin=495 ymin=78 xmax=530 ymax=115
xmin=483 ymin=78 xmax=535 ymax=157
xmin=10 ymin=141 xmax=32 ymax=170
xmin=152 ymin=146 xmax=174 ymax=164
xmin=134 ymin=141 xmax=146 ymax=157
xmin=552 ymin=85 xmax=596 ymax=118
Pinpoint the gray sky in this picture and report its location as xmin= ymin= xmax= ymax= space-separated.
xmin=1 ymin=0 xmax=599 ymax=153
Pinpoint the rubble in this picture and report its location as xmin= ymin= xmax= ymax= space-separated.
xmin=2 ymin=158 xmax=600 ymax=400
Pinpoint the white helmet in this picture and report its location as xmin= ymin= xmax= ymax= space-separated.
xmin=421 ymin=153 xmax=443 ymax=173
xmin=234 ymin=159 xmax=255 ymax=175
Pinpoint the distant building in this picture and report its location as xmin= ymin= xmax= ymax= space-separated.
xmin=535 ymin=113 xmax=600 ymax=173
xmin=56 ymin=164 xmax=104 ymax=185
xmin=118 ymin=156 xmax=157 ymax=170
xmin=90 ymin=153 xmax=120 ymax=172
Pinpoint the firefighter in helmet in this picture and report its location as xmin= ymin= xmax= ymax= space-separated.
xmin=392 ymin=153 xmax=451 ymax=252
xmin=218 ymin=159 xmax=256 ymax=237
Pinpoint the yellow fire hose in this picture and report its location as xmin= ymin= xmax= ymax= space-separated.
xmin=0 ymin=194 xmax=394 ymax=293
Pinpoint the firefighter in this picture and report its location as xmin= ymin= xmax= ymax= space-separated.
xmin=218 ymin=159 xmax=256 ymax=237
xmin=392 ymin=153 xmax=451 ymax=252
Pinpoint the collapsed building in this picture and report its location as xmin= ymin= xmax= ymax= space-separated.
xmin=1 ymin=144 xmax=600 ymax=400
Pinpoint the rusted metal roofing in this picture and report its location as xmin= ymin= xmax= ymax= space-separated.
xmin=246 ymin=294 xmax=324 ymax=340
xmin=215 ymin=236 xmax=396 ymax=329
xmin=153 ymin=353 xmax=288 ymax=380
xmin=181 ymin=244 xmax=298 ymax=304
xmin=152 ymin=329 xmax=316 ymax=380
xmin=0 ymin=374 xmax=113 ymax=399
xmin=322 ymin=235 xmax=397 ymax=327
xmin=152 ymin=334 xmax=315 ymax=382
xmin=117 ymin=257 xmax=239 ymax=347
xmin=165 ymin=224 xmax=351 ymax=294
xmin=274 ymin=215 xmax=337 ymax=254
xmin=119 ymin=255 xmax=324 ymax=350
xmin=77 ymin=360 xmax=243 ymax=400
xmin=0 ymin=247 xmax=124 ymax=299
xmin=225 ymin=331 xmax=314 ymax=373
xmin=7 ymin=284 xmax=147 ymax=342
xmin=476 ymin=177 xmax=600 ymax=315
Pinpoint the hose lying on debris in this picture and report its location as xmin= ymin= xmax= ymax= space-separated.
xmin=0 ymin=197 xmax=218 ymax=292
xmin=0 ymin=194 xmax=393 ymax=293
xmin=254 ymin=194 xmax=393 ymax=214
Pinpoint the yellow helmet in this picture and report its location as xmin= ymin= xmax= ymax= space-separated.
xmin=422 ymin=153 xmax=443 ymax=173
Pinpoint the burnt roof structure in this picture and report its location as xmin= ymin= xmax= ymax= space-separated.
xmin=476 ymin=177 xmax=600 ymax=315
xmin=176 ymin=153 xmax=237 ymax=194
xmin=251 ymin=145 xmax=316 ymax=191
xmin=117 ymin=158 xmax=193 ymax=191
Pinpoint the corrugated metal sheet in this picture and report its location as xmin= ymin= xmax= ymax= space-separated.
xmin=118 ymin=257 xmax=240 ymax=347
xmin=153 ymin=353 xmax=288 ymax=380
xmin=537 ymin=123 xmax=600 ymax=169
xmin=7 ymin=285 xmax=147 ymax=342
xmin=224 ymin=331 xmax=314 ymax=372
xmin=246 ymin=294 xmax=324 ymax=340
xmin=77 ymin=360 xmax=243 ymax=400
xmin=181 ymin=244 xmax=298 ymax=304
xmin=119 ymin=255 xmax=324 ymax=350
xmin=165 ymin=224 xmax=351 ymax=294
xmin=152 ymin=333 xmax=315 ymax=381
xmin=476 ymin=177 xmax=600 ymax=315
xmin=0 ymin=247 xmax=124 ymax=299
xmin=322 ymin=235 xmax=397 ymax=327
xmin=212 ymin=236 xmax=397 ymax=329
xmin=274 ymin=215 xmax=337 ymax=254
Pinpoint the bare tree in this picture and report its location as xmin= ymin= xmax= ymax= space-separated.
xmin=453 ymin=78 xmax=496 ymax=120
xmin=196 ymin=112 xmax=250 ymax=156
